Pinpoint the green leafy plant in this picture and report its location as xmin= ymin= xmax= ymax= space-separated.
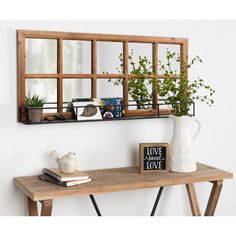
xmin=107 ymin=49 xmax=215 ymax=116
xmin=107 ymin=49 xmax=153 ymax=109
xmin=25 ymin=93 xmax=47 ymax=107
xmin=157 ymin=50 xmax=215 ymax=116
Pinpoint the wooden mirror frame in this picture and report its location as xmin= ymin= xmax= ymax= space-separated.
xmin=17 ymin=30 xmax=188 ymax=122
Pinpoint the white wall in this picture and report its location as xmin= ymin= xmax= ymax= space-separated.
xmin=0 ymin=20 xmax=235 ymax=216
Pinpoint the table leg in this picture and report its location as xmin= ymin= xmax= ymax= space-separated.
xmin=150 ymin=187 xmax=164 ymax=216
xmin=89 ymin=195 xmax=102 ymax=216
xmin=186 ymin=184 xmax=201 ymax=216
xmin=204 ymin=180 xmax=223 ymax=216
xmin=40 ymin=199 xmax=53 ymax=216
xmin=28 ymin=197 xmax=38 ymax=216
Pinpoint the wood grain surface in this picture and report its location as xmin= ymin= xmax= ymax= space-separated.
xmin=14 ymin=163 xmax=233 ymax=201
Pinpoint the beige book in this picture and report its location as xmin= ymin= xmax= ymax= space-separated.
xmin=42 ymin=168 xmax=90 ymax=182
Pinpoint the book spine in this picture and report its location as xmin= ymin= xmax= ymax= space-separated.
xmin=40 ymin=174 xmax=68 ymax=187
xmin=42 ymin=168 xmax=61 ymax=181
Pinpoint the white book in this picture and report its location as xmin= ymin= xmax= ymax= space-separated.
xmin=42 ymin=168 xmax=90 ymax=182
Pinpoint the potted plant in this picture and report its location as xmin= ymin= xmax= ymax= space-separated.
xmin=157 ymin=50 xmax=215 ymax=172
xmin=25 ymin=93 xmax=47 ymax=123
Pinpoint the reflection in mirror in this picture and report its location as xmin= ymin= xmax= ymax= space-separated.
xmin=25 ymin=39 xmax=57 ymax=74
xmin=128 ymin=78 xmax=153 ymax=110
xmin=97 ymin=79 xmax=123 ymax=98
xmin=128 ymin=43 xmax=152 ymax=73
xmin=157 ymin=78 xmax=172 ymax=111
xmin=158 ymin=44 xmax=181 ymax=75
xmin=97 ymin=42 xmax=123 ymax=74
xmin=63 ymin=79 xmax=91 ymax=102
xmin=63 ymin=40 xmax=91 ymax=74
xmin=25 ymin=79 xmax=57 ymax=112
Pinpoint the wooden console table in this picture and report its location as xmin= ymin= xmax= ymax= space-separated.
xmin=14 ymin=163 xmax=233 ymax=216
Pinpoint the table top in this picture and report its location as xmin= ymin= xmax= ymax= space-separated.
xmin=14 ymin=163 xmax=233 ymax=201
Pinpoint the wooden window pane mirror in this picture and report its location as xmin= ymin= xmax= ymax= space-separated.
xmin=17 ymin=30 xmax=188 ymax=123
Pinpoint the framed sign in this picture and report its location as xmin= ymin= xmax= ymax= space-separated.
xmin=139 ymin=143 xmax=170 ymax=173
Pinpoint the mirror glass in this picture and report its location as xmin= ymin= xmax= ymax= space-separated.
xmin=25 ymin=79 xmax=57 ymax=112
xmin=128 ymin=43 xmax=152 ymax=73
xmin=25 ymin=39 xmax=57 ymax=74
xmin=63 ymin=79 xmax=91 ymax=102
xmin=97 ymin=42 xmax=123 ymax=74
xmin=158 ymin=44 xmax=181 ymax=75
xmin=128 ymin=78 xmax=153 ymax=110
xmin=97 ymin=78 xmax=123 ymax=98
xmin=63 ymin=40 xmax=91 ymax=74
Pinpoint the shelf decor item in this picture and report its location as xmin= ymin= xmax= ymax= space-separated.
xmin=25 ymin=93 xmax=47 ymax=123
xmin=139 ymin=143 xmax=170 ymax=173
xmin=94 ymin=97 xmax=123 ymax=119
xmin=157 ymin=50 xmax=215 ymax=172
xmin=49 ymin=150 xmax=78 ymax=174
xmin=72 ymin=101 xmax=103 ymax=121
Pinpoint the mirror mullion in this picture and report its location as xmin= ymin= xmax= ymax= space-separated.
xmin=91 ymin=40 xmax=97 ymax=98
xmin=152 ymin=42 xmax=158 ymax=110
xmin=123 ymin=41 xmax=129 ymax=114
xmin=57 ymin=38 xmax=63 ymax=112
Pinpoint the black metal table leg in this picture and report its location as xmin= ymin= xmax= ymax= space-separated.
xmin=150 ymin=187 xmax=164 ymax=216
xmin=89 ymin=194 xmax=102 ymax=216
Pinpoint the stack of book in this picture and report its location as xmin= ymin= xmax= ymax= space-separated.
xmin=38 ymin=168 xmax=91 ymax=187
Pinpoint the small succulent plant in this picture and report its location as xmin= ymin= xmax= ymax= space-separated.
xmin=25 ymin=93 xmax=47 ymax=107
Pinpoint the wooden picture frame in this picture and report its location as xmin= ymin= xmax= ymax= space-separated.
xmin=139 ymin=143 xmax=170 ymax=173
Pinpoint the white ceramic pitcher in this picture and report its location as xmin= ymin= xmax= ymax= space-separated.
xmin=170 ymin=115 xmax=201 ymax=173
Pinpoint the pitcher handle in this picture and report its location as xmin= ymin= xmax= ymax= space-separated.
xmin=192 ymin=119 xmax=201 ymax=141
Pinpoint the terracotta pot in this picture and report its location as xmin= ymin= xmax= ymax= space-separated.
xmin=28 ymin=108 xmax=43 ymax=123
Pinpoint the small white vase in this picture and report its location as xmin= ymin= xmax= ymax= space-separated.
xmin=170 ymin=115 xmax=201 ymax=173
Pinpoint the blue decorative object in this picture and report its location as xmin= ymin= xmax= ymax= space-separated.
xmin=98 ymin=98 xmax=123 ymax=119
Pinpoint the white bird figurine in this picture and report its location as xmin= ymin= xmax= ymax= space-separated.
xmin=49 ymin=150 xmax=77 ymax=174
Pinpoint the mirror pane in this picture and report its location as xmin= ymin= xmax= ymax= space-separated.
xmin=128 ymin=78 xmax=153 ymax=110
xmin=25 ymin=79 xmax=57 ymax=112
xmin=128 ymin=43 xmax=152 ymax=74
xmin=97 ymin=42 xmax=123 ymax=74
xmin=63 ymin=40 xmax=91 ymax=74
xmin=97 ymin=78 xmax=123 ymax=98
xmin=158 ymin=44 xmax=181 ymax=75
xmin=63 ymin=79 xmax=91 ymax=102
xmin=25 ymin=39 xmax=57 ymax=74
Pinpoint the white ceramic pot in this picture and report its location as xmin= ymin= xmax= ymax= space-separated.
xmin=170 ymin=115 xmax=201 ymax=173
